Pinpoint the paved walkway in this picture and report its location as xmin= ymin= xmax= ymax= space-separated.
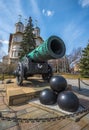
xmin=66 ymin=79 xmax=89 ymax=97
xmin=67 ymin=78 xmax=89 ymax=89
xmin=0 ymin=78 xmax=89 ymax=130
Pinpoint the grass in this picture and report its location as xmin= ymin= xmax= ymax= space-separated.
xmin=54 ymin=73 xmax=89 ymax=80
xmin=0 ymin=74 xmax=15 ymax=80
xmin=0 ymin=73 xmax=89 ymax=80
xmin=61 ymin=73 xmax=80 ymax=79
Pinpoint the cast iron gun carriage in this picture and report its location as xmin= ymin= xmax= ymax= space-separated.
xmin=14 ymin=35 xmax=66 ymax=85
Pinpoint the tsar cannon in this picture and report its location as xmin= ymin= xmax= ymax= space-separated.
xmin=14 ymin=35 xmax=66 ymax=85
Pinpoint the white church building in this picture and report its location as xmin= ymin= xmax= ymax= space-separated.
xmin=8 ymin=18 xmax=43 ymax=64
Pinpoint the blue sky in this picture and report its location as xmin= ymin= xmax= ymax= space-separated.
xmin=0 ymin=0 xmax=89 ymax=58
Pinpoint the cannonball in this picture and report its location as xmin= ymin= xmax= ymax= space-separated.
xmin=50 ymin=76 xmax=67 ymax=93
xmin=57 ymin=91 xmax=79 ymax=112
xmin=39 ymin=88 xmax=57 ymax=105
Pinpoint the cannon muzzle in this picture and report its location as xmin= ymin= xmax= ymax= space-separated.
xmin=27 ymin=36 xmax=66 ymax=61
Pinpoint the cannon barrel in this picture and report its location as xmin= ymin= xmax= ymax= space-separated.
xmin=15 ymin=35 xmax=66 ymax=85
xmin=27 ymin=35 xmax=66 ymax=61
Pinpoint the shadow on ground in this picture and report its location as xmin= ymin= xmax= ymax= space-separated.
xmin=22 ymin=78 xmax=49 ymax=88
xmin=79 ymin=97 xmax=89 ymax=108
xmin=72 ymin=86 xmax=89 ymax=97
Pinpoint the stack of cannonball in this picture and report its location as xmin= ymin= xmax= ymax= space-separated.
xmin=39 ymin=75 xmax=79 ymax=112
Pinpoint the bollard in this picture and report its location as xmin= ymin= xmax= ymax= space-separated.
xmin=78 ymin=78 xmax=81 ymax=91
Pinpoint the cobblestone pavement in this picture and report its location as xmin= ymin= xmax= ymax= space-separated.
xmin=67 ymin=79 xmax=89 ymax=88
xmin=0 ymin=78 xmax=89 ymax=130
xmin=66 ymin=79 xmax=89 ymax=97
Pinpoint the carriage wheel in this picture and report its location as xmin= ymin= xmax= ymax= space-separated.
xmin=42 ymin=65 xmax=53 ymax=82
xmin=16 ymin=63 xmax=23 ymax=86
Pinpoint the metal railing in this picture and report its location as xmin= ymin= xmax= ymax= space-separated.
xmin=78 ymin=78 xmax=89 ymax=90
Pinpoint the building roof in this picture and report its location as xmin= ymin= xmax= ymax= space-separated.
xmin=14 ymin=31 xmax=23 ymax=35
xmin=15 ymin=21 xmax=24 ymax=26
xmin=34 ymin=36 xmax=44 ymax=42
xmin=35 ymin=26 xmax=40 ymax=30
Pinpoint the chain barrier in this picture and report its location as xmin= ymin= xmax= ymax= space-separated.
xmin=0 ymin=82 xmax=89 ymax=123
xmin=80 ymin=79 xmax=89 ymax=86
xmin=0 ymin=105 xmax=89 ymax=123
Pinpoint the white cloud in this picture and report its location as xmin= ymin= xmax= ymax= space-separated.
xmin=0 ymin=40 xmax=9 ymax=44
xmin=0 ymin=0 xmax=26 ymax=38
xmin=47 ymin=10 xmax=54 ymax=16
xmin=29 ymin=0 xmax=44 ymax=25
xmin=29 ymin=0 xmax=47 ymax=38
xmin=42 ymin=9 xmax=45 ymax=14
xmin=0 ymin=0 xmax=26 ymax=55
xmin=63 ymin=22 xmax=84 ymax=42
xmin=30 ymin=0 xmax=41 ymax=17
xmin=62 ymin=22 xmax=84 ymax=54
xmin=0 ymin=0 xmax=25 ymax=22
xmin=42 ymin=9 xmax=54 ymax=16
xmin=79 ymin=0 xmax=89 ymax=7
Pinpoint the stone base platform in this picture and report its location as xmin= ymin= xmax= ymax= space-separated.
xmin=6 ymin=77 xmax=72 ymax=106
xmin=6 ymin=86 xmax=72 ymax=106
xmin=6 ymin=85 xmax=50 ymax=106
xmin=6 ymin=79 xmax=49 ymax=106
xmin=6 ymin=77 xmax=49 ymax=106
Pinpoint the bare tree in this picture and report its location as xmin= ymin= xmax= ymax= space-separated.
xmin=0 ymin=41 xmax=3 ymax=61
xmin=0 ymin=41 xmax=6 ymax=61
xmin=67 ymin=47 xmax=82 ymax=64
xmin=0 ymin=41 xmax=2 ymax=48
